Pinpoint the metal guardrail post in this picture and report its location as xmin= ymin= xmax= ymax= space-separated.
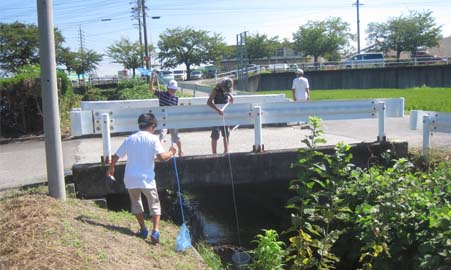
xmin=101 ymin=113 xmax=112 ymax=164
xmin=376 ymin=102 xmax=386 ymax=142
xmin=422 ymin=114 xmax=432 ymax=160
xmin=253 ymin=106 xmax=264 ymax=152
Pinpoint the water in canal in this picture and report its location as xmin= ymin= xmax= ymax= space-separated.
xmin=106 ymin=180 xmax=293 ymax=263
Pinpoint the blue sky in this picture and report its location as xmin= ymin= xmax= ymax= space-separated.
xmin=2 ymin=0 xmax=450 ymax=75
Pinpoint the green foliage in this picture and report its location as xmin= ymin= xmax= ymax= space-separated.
xmin=107 ymin=38 xmax=147 ymax=78
xmin=0 ymin=64 xmax=71 ymax=95
xmin=60 ymin=88 xmax=82 ymax=134
xmin=82 ymin=87 xmax=107 ymax=101
xmin=246 ymin=33 xmax=280 ymax=64
xmin=72 ymin=49 xmax=103 ymax=78
xmin=285 ymin=116 xmax=451 ymax=269
xmin=58 ymin=47 xmax=77 ymax=74
xmin=300 ymin=116 xmax=327 ymax=148
xmin=287 ymin=117 xmax=353 ymax=269
xmin=366 ymin=10 xmax=442 ymax=59
xmin=157 ymin=27 xmax=227 ymax=79
xmin=292 ymin=17 xmax=352 ymax=63
xmin=115 ymin=79 xmax=152 ymax=100
xmin=0 ymin=21 xmax=65 ymax=73
xmin=117 ymin=84 xmax=153 ymax=100
xmin=196 ymin=242 xmax=227 ymax=270
xmin=250 ymin=229 xmax=286 ymax=270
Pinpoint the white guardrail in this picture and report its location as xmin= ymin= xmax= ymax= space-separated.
xmin=410 ymin=110 xmax=451 ymax=159
xmin=70 ymin=97 xmax=404 ymax=160
xmin=71 ymin=94 xmax=288 ymax=136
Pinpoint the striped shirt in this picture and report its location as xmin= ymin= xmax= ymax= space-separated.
xmin=155 ymin=90 xmax=178 ymax=106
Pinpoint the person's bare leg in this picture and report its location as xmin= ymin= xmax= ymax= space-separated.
xmin=135 ymin=213 xmax=146 ymax=230
xmin=223 ymin=137 xmax=228 ymax=153
xmin=176 ymin=141 xmax=183 ymax=156
xmin=152 ymin=215 xmax=160 ymax=232
xmin=211 ymin=138 xmax=218 ymax=154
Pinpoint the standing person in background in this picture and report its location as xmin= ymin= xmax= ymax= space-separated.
xmin=149 ymin=70 xmax=184 ymax=156
xmin=207 ymin=77 xmax=234 ymax=154
xmin=107 ymin=113 xmax=176 ymax=244
xmin=292 ymin=68 xmax=310 ymax=101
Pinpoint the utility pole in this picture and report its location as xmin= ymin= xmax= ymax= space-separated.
xmin=353 ymin=0 xmax=363 ymax=54
xmin=36 ymin=0 xmax=66 ymax=200
xmin=137 ymin=0 xmax=144 ymax=67
xmin=78 ymin=26 xmax=85 ymax=80
xmin=141 ymin=0 xmax=150 ymax=71
xmin=132 ymin=0 xmax=144 ymax=67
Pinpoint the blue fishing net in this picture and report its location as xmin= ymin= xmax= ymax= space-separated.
xmin=176 ymin=223 xmax=192 ymax=252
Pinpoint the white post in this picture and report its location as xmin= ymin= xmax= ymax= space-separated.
xmin=376 ymin=102 xmax=386 ymax=142
xmin=422 ymin=115 xmax=431 ymax=160
xmin=101 ymin=113 xmax=112 ymax=164
xmin=253 ymin=106 xmax=263 ymax=152
xmin=37 ymin=0 xmax=66 ymax=200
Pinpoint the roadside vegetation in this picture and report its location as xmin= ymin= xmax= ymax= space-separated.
xmin=258 ymin=87 xmax=451 ymax=112
xmin=0 ymin=185 xmax=209 ymax=270
xmin=242 ymin=117 xmax=451 ymax=270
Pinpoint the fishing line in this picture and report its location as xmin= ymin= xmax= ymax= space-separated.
xmin=221 ymin=103 xmax=242 ymax=247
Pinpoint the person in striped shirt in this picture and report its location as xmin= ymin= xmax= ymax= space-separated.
xmin=149 ymin=70 xmax=184 ymax=156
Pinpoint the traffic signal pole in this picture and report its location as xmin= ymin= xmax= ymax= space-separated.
xmin=37 ymin=0 xmax=66 ymax=200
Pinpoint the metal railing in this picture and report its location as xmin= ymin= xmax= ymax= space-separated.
xmin=70 ymin=94 xmax=288 ymax=136
xmin=70 ymin=98 xmax=405 ymax=161
xmin=410 ymin=110 xmax=451 ymax=159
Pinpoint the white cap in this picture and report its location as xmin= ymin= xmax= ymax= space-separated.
xmin=295 ymin=68 xmax=304 ymax=75
xmin=167 ymin=79 xmax=178 ymax=90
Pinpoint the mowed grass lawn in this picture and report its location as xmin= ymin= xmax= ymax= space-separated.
xmin=257 ymin=87 xmax=451 ymax=112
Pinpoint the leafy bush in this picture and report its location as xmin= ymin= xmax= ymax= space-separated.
xmin=286 ymin=116 xmax=451 ymax=270
xmin=59 ymin=88 xmax=82 ymax=135
xmin=116 ymin=78 xmax=145 ymax=90
xmin=250 ymin=229 xmax=286 ymax=270
xmin=196 ymin=242 xmax=227 ymax=269
xmin=82 ymin=87 xmax=107 ymax=101
xmin=117 ymin=84 xmax=153 ymax=100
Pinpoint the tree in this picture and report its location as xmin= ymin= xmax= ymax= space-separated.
xmin=107 ymin=38 xmax=147 ymax=78
xmin=73 ymin=50 xmax=103 ymax=80
xmin=292 ymin=17 xmax=352 ymax=63
xmin=0 ymin=21 xmax=65 ymax=73
xmin=367 ymin=10 xmax=442 ymax=60
xmin=245 ymin=33 xmax=279 ymax=64
xmin=58 ymin=47 xmax=77 ymax=74
xmin=157 ymin=27 xmax=227 ymax=79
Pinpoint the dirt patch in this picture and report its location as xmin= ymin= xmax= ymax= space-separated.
xmin=0 ymin=192 xmax=207 ymax=270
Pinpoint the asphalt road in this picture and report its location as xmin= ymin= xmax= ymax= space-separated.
xmin=1 ymin=116 xmax=450 ymax=191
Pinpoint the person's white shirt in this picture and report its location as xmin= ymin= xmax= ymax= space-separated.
xmin=292 ymin=77 xmax=310 ymax=101
xmin=115 ymin=130 xmax=165 ymax=189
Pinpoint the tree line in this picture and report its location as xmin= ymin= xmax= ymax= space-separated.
xmin=0 ymin=10 xmax=442 ymax=78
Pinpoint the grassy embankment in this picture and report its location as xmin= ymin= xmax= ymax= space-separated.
xmin=0 ymin=186 xmax=211 ymax=270
xmin=257 ymin=87 xmax=451 ymax=112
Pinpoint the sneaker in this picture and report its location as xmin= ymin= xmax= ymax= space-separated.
xmin=151 ymin=230 xmax=160 ymax=244
xmin=136 ymin=228 xmax=148 ymax=239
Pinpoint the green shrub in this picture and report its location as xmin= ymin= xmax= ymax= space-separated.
xmin=285 ymin=116 xmax=451 ymax=270
xmin=82 ymin=87 xmax=107 ymax=101
xmin=116 ymin=84 xmax=153 ymax=100
xmin=250 ymin=229 xmax=285 ymax=270
xmin=196 ymin=242 xmax=227 ymax=270
xmin=59 ymin=88 xmax=82 ymax=134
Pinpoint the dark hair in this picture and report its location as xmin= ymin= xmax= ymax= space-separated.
xmin=137 ymin=113 xmax=158 ymax=130
xmin=221 ymin=78 xmax=233 ymax=92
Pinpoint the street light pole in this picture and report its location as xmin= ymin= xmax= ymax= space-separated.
xmin=353 ymin=0 xmax=363 ymax=54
